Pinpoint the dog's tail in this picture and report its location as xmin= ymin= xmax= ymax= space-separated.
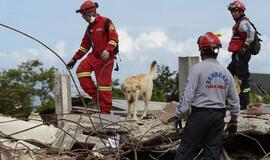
xmin=149 ymin=60 xmax=157 ymax=80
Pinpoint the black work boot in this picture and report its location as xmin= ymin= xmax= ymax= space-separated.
xmin=240 ymin=92 xmax=249 ymax=110
xmin=86 ymin=100 xmax=98 ymax=109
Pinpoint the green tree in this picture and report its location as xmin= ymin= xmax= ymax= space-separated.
xmin=0 ymin=60 xmax=57 ymax=118
xmin=152 ymin=65 xmax=179 ymax=102
xmin=112 ymin=78 xmax=125 ymax=99
xmin=250 ymin=93 xmax=270 ymax=104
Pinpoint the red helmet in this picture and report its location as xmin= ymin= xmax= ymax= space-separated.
xmin=76 ymin=1 xmax=98 ymax=14
xmin=197 ymin=32 xmax=222 ymax=51
xmin=228 ymin=1 xmax=246 ymax=12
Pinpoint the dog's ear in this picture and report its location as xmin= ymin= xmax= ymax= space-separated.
xmin=121 ymin=84 xmax=126 ymax=93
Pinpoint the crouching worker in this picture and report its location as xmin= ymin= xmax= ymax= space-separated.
xmin=174 ymin=32 xmax=240 ymax=160
xmin=66 ymin=0 xmax=119 ymax=114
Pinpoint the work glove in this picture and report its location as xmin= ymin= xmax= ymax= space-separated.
xmin=225 ymin=115 xmax=238 ymax=137
xmin=66 ymin=58 xmax=77 ymax=70
xmin=101 ymin=50 xmax=110 ymax=61
xmin=174 ymin=116 xmax=182 ymax=132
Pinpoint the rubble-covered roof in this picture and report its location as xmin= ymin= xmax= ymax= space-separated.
xmin=250 ymin=73 xmax=270 ymax=95
xmin=1 ymin=103 xmax=270 ymax=159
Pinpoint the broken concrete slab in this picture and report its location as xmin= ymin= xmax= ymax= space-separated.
xmin=90 ymin=113 xmax=121 ymax=126
xmin=0 ymin=116 xmax=59 ymax=144
xmin=80 ymin=113 xmax=124 ymax=134
xmin=153 ymin=101 xmax=178 ymax=124
xmin=112 ymin=99 xmax=168 ymax=112
xmin=74 ymin=134 xmax=107 ymax=150
xmin=52 ymin=114 xmax=82 ymax=150
xmin=28 ymin=112 xmax=43 ymax=125
xmin=17 ymin=150 xmax=36 ymax=160
xmin=52 ymin=114 xmax=110 ymax=151
xmin=0 ymin=139 xmax=40 ymax=150
xmin=118 ymin=118 xmax=174 ymax=143
xmin=224 ymin=113 xmax=270 ymax=134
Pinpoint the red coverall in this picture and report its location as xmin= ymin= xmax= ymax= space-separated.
xmin=72 ymin=14 xmax=118 ymax=114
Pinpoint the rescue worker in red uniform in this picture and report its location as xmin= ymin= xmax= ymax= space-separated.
xmin=67 ymin=0 xmax=119 ymax=114
xmin=227 ymin=1 xmax=255 ymax=110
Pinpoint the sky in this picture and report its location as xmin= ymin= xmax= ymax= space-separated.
xmin=0 ymin=0 xmax=270 ymax=86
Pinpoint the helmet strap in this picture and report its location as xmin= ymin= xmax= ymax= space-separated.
xmin=201 ymin=47 xmax=219 ymax=54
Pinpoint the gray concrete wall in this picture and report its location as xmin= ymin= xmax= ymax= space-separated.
xmin=178 ymin=56 xmax=199 ymax=97
xmin=54 ymin=74 xmax=72 ymax=127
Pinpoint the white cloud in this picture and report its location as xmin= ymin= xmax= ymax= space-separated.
xmin=118 ymin=29 xmax=169 ymax=62
xmin=217 ymin=28 xmax=232 ymax=44
xmin=116 ymin=29 xmax=232 ymax=73
xmin=54 ymin=41 xmax=66 ymax=58
xmin=0 ymin=41 xmax=67 ymax=69
xmin=118 ymin=29 xmax=134 ymax=58
xmin=217 ymin=48 xmax=231 ymax=67
xmin=116 ymin=28 xmax=270 ymax=82
xmin=135 ymin=31 xmax=168 ymax=50
xmin=0 ymin=52 xmax=7 ymax=58
xmin=166 ymin=38 xmax=198 ymax=56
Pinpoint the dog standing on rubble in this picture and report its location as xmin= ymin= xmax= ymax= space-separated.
xmin=121 ymin=60 xmax=157 ymax=121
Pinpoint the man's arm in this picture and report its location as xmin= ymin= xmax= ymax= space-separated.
xmin=226 ymin=73 xmax=240 ymax=137
xmin=227 ymin=73 xmax=240 ymax=117
xmin=176 ymin=67 xmax=198 ymax=117
xmin=105 ymin=20 xmax=119 ymax=54
xmin=73 ymin=30 xmax=92 ymax=60
xmin=239 ymin=20 xmax=255 ymax=46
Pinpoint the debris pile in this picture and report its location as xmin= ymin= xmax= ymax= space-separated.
xmin=0 ymin=102 xmax=270 ymax=159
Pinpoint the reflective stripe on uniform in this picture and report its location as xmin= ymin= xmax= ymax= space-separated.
xmin=97 ymin=86 xmax=112 ymax=91
xmin=242 ymin=87 xmax=251 ymax=93
xmin=108 ymin=40 xmax=117 ymax=47
xmin=79 ymin=46 xmax=88 ymax=53
xmin=77 ymin=72 xmax=91 ymax=78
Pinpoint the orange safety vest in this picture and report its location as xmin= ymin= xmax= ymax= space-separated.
xmin=228 ymin=17 xmax=249 ymax=52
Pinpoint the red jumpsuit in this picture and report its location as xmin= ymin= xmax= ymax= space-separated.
xmin=72 ymin=14 xmax=119 ymax=114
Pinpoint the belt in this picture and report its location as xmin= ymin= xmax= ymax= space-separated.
xmin=191 ymin=106 xmax=226 ymax=113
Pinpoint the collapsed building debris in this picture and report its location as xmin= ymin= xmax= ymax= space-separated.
xmin=1 ymin=74 xmax=270 ymax=159
xmin=1 ymin=102 xmax=270 ymax=159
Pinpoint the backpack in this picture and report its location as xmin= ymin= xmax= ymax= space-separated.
xmin=104 ymin=18 xmax=120 ymax=71
xmin=104 ymin=18 xmax=119 ymax=55
xmin=248 ymin=21 xmax=262 ymax=55
xmin=87 ymin=18 xmax=120 ymax=70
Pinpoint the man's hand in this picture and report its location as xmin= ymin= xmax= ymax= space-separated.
xmin=239 ymin=44 xmax=249 ymax=54
xmin=174 ymin=116 xmax=182 ymax=132
xmin=225 ymin=116 xmax=237 ymax=137
xmin=101 ymin=50 xmax=110 ymax=61
xmin=66 ymin=58 xmax=77 ymax=69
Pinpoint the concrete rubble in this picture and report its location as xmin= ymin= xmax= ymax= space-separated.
xmin=0 ymin=102 xmax=270 ymax=159
xmin=0 ymin=116 xmax=59 ymax=144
